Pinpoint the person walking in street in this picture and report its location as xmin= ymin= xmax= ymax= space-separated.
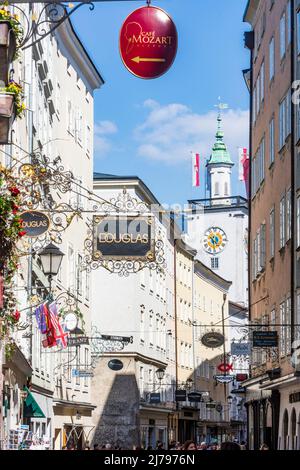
xmin=182 ymin=440 xmax=197 ymax=450
xmin=260 ymin=443 xmax=269 ymax=450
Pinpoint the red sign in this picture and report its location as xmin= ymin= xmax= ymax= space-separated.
xmin=236 ymin=373 xmax=248 ymax=382
xmin=119 ymin=6 xmax=178 ymax=79
xmin=217 ymin=363 xmax=233 ymax=373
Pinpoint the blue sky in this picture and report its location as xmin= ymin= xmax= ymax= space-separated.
xmin=73 ymin=0 xmax=250 ymax=206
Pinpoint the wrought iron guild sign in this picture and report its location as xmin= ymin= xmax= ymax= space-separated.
xmin=19 ymin=211 xmax=50 ymax=237
xmin=83 ymin=189 xmax=166 ymax=276
xmin=93 ymin=215 xmax=155 ymax=260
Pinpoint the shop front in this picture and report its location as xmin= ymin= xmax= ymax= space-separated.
xmin=244 ymin=377 xmax=278 ymax=450
xmin=53 ymin=399 xmax=95 ymax=449
xmin=140 ymin=405 xmax=171 ymax=449
xmin=178 ymin=408 xmax=198 ymax=444
xmin=2 ymin=345 xmax=33 ymax=449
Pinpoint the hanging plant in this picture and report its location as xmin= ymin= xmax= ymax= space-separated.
xmin=0 ymin=6 xmax=23 ymax=50
xmin=0 ymin=80 xmax=25 ymax=118
xmin=0 ymin=164 xmax=26 ymax=339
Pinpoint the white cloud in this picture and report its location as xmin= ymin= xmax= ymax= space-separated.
xmin=94 ymin=120 xmax=118 ymax=157
xmin=135 ymin=101 xmax=249 ymax=165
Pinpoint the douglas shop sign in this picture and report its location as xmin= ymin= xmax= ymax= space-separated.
xmin=93 ymin=215 xmax=155 ymax=259
xmin=20 ymin=211 xmax=50 ymax=237
xmin=119 ymin=5 xmax=178 ymax=79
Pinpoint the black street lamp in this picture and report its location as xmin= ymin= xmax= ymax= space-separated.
xmin=155 ymin=368 xmax=165 ymax=383
xmin=38 ymin=243 xmax=64 ymax=290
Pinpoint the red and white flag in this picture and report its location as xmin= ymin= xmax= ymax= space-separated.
xmin=238 ymin=148 xmax=248 ymax=181
xmin=238 ymin=148 xmax=250 ymax=198
xmin=48 ymin=302 xmax=69 ymax=349
xmin=192 ymin=153 xmax=200 ymax=187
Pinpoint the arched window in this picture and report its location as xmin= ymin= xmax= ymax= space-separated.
xmin=283 ymin=409 xmax=289 ymax=450
xmin=224 ymin=182 xmax=229 ymax=196
xmin=214 ymin=182 xmax=220 ymax=196
xmin=291 ymin=408 xmax=296 ymax=450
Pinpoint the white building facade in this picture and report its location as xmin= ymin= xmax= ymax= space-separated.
xmin=0 ymin=3 xmax=103 ymax=449
xmin=90 ymin=173 xmax=176 ymax=449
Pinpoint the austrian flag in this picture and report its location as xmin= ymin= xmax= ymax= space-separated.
xmin=192 ymin=153 xmax=200 ymax=187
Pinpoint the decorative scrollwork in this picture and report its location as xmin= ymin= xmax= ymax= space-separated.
xmin=12 ymin=2 xmax=95 ymax=51
xmin=92 ymin=188 xmax=149 ymax=214
xmin=82 ymin=189 xmax=166 ymax=276
xmin=90 ymin=325 xmax=132 ymax=357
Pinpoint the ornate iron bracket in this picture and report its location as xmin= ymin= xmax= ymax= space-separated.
xmin=82 ymin=189 xmax=166 ymax=276
xmin=11 ymin=2 xmax=95 ymax=50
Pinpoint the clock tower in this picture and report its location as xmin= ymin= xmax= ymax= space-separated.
xmin=207 ymin=112 xmax=234 ymax=204
xmin=185 ymin=109 xmax=248 ymax=306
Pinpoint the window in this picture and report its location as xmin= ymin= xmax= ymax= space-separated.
xmin=260 ymin=62 xmax=265 ymax=103
xmin=286 ymin=297 xmax=291 ymax=354
xmin=280 ymin=301 xmax=286 ymax=357
xmin=260 ymin=223 xmax=266 ymax=270
xmin=148 ymin=369 xmax=153 ymax=392
xmin=252 ymin=137 xmax=265 ymax=195
xmin=253 ymin=85 xmax=257 ymax=123
xmin=280 ymin=196 xmax=286 ymax=249
xmin=149 ymin=313 xmax=154 ymax=345
xmin=297 ymin=11 xmax=300 ymax=54
xmin=67 ymin=99 xmax=74 ymax=135
xmin=76 ymin=109 xmax=83 ymax=144
xmin=269 ymin=37 xmax=275 ymax=81
xmin=296 ymin=293 xmax=300 ymax=340
xmin=156 ymin=317 xmax=160 ymax=348
xmin=270 ymin=309 xmax=276 ymax=331
xmin=269 ymin=117 xmax=275 ymax=165
xmin=286 ymin=188 xmax=291 ymax=241
xmin=140 ymin=308 xmax=145 ymax=343
xmin=84 ymin=348 xmax=89 ymax=387
xmin=270 ymin=207 xmax=275 ymax=259
xmin=139 ymin=367 xmax=144 ymax=396
xmin=287 ymin=1 xmax=291 ymax=45
xmin=279 ymin=91 xmax=291 ymax=149
xmin=224 ymin=182 xmax=229 ymax=196
xmin=55 ymin=80 xmax=61 ymax=116
xmin=68 ymin=244 xmax=75 ymax=293
xmin=280 ymin=13 xmax=286 ymax=59
xmin=211 ymin=257 xmax=219 ymax=270
xmin=279 ymin=99 xmax=285 ymax=149
xmin=297 ymin=195 xmax=300 ymax=248
xmin=86 ymin=125 xmax=91 ymax=156
xmin=215 ymin=182 xmax=219 ymax=196
xmin=76 ymin=254 xmax=83 ymax=296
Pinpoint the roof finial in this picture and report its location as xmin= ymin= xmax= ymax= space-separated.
xmin=214 ymin=97 xmax=229 ymax=129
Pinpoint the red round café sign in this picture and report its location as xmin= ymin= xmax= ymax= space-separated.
xmin=119 ymin=6 xmax=178 ymax=79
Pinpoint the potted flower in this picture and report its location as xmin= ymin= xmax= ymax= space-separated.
xmin=0 ymin=80 xmax=25 ymax=143
xmin=0 ymin=7 xmax=22 ymax=85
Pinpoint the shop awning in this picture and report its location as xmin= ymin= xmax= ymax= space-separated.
xmin=23 ymin=387 xmax=45 ymax=418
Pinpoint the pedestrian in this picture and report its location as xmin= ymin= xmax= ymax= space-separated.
xmin=199 ymin=441 xmax=207 ymax=450
xmin=220 ymin=441 xmax=241 ymax=450
xmin=168 ymin=440 xmax=176 ymax=450
xmin=182 ymin=440 xmax=197 ymax=450
xmin=156 ymin=440 xmax=164 ymax=450
xmin=240 ymin=440 xmax=247 ymax=450
xmin=260 ymin=443 xmax=269 ymax=450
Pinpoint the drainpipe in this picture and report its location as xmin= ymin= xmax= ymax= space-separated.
xmin=173 ymin=237 xmax=179 ymax=441
xmin=290 ymin=0 xmax=296 ymax=358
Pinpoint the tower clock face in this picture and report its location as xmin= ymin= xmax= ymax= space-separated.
xmin=203 ymin=227 xmax=228 ymax=254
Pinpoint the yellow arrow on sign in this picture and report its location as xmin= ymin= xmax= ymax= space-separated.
xmin=131 ymin=56 xmax=166 ymax=64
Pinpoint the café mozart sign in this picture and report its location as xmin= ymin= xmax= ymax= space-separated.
xmin=93 ymin=215 xmax=155 ymax=260
xmin=119 ymin=5 xmax=178 ymax=79
xmin=20 ymin=211 xmax=50 ymax=237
